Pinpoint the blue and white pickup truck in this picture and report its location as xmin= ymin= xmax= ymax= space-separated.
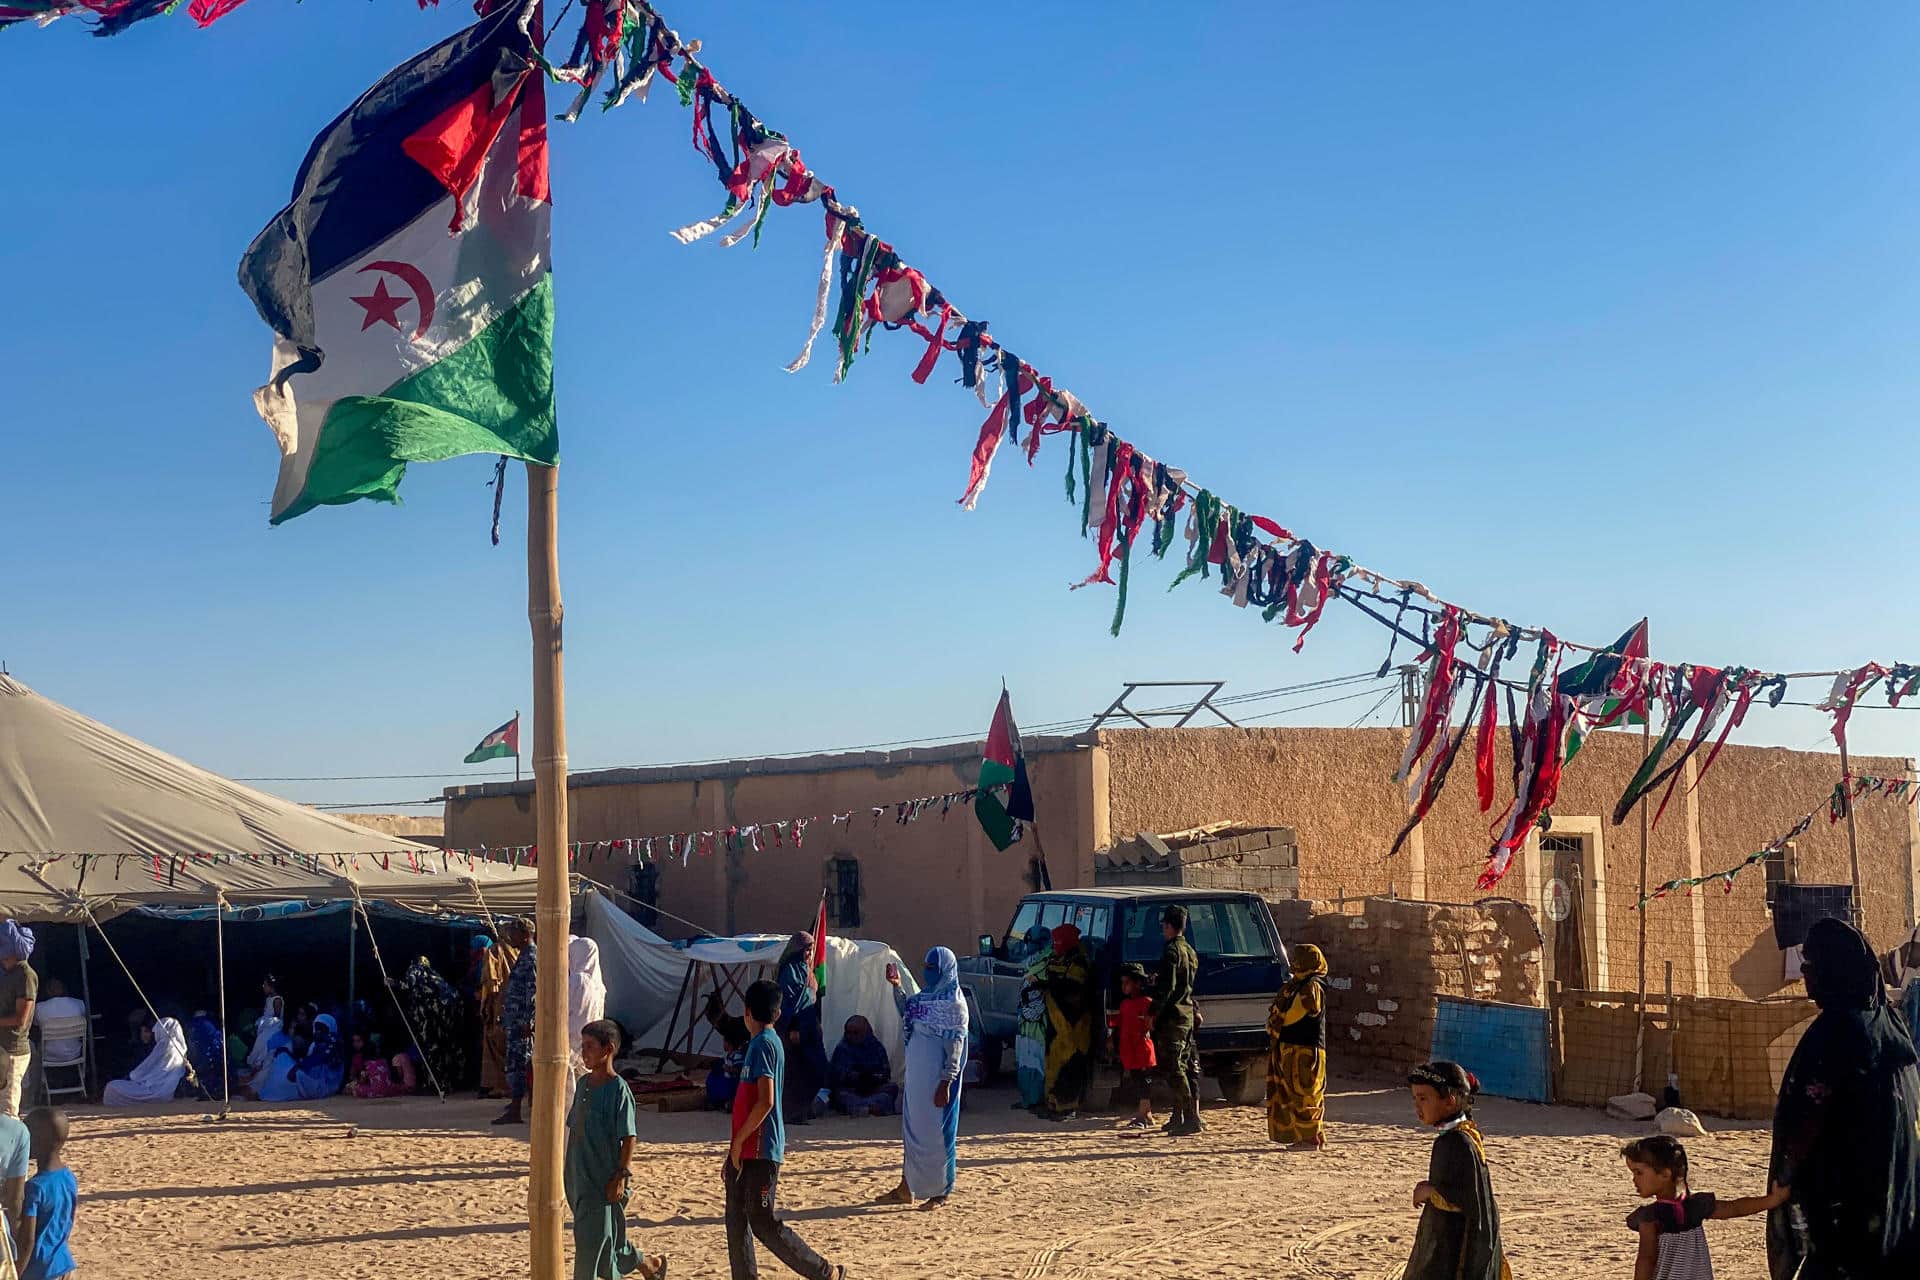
xmin=956 ymin=886 xmax=1291 ymax=1104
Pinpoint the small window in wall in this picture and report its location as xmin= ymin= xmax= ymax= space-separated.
xmin=828 ymin=857 xmax=861 ymax=929
xmin=1540 ymin=834 xmax=1583 ymax=856
xmin=1764 ymin=840 xmax=1796 ymax=907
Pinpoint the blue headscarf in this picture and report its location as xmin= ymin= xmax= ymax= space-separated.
xmin=471 ymin=935 xmax=494 ymax=951
xmin=0 ymin=920 xmax=35 ymax=963
xmin=902 ymin=946 xmax=968 ymax=1044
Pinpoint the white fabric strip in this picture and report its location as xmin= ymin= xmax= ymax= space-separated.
xmin=669 ymin=195 xmax=754 ymax=246
xmin=784 ymin=213 xmax=843 ymax=372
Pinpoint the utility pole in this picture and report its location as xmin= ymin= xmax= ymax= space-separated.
xmin=1398 ymin=663 xmax=1427 ymax=898
xmin=1399 ymin=663 xmax=1421 ymax=727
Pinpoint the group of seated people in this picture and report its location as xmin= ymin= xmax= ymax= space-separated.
xmin=100 ymin=974 xmax=428 ymax=1105
xmin=701 ymin=1011 xmax=904 ymax=1118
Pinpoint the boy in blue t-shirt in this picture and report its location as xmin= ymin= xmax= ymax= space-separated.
xmin=724 ymin=979 xmax=846 ymax=1280
xmin=19 ymin=1108 xmax=75 ymax=1280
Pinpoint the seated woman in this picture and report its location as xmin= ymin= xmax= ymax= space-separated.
xmin=102 ymin=1016 xmax=189 ymax=1106
xmin=829 ymin=1015 xmax=899 ymax=1117
xmin=294 ymin=1013 xmax=347 ymax=1099
xmin=251 ymin=1026 xmax=302 ymax=1103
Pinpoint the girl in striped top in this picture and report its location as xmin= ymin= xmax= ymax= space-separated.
xmin=1622 ymin=1135 xmax=1788 ymax=1280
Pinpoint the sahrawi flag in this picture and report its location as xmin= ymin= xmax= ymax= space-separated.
xmin=810 ymin=892 xmax=830 ymax=1001
xmin=1558 ymin=618 xmax=1650 ymax=763
xmin=975 ymin=690 xmax=1036 ymax=852
xmin=239 ymin=0 xmax=555 ymax=525
xmin=465 ymin=714 xmax=519 ymax=764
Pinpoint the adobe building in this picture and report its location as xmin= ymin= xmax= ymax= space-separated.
xmin=442 ymin=727 xmax=1919 ymax=997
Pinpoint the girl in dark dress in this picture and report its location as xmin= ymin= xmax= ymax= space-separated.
xmin=1404 ymin=1061 xmax=1510 ymax=1280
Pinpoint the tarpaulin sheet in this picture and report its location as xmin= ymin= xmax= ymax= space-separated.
xmin=582 ymin=891 xmax=918 ymax=1066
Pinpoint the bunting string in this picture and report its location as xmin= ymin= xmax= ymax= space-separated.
xmin=16 ymin=0 xmax=1920 ymax=894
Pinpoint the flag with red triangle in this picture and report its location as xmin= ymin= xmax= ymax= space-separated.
xmin=975 ymin=690 xmax=1036 ymax=851
xmin=811 ymin=891 xmax=830 ymax=1001
xmin=464 ymin=714 xmax=519 ymax=764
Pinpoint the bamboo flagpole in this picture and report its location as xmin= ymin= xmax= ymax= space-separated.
xmin=526 ymin=462 xmax=571 ymax=1280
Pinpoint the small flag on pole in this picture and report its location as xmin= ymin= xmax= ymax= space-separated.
xmin=975 ymin=689 xmax=1036 ymax=851
xmin=811 ymin=891 xmax=830 ymax=1001
xmin=465 ymin=715 xmax=520 ymax=764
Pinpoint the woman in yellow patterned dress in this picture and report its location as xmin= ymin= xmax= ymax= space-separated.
xmin=1265 ymin=943 xmax=1329 ymax=1148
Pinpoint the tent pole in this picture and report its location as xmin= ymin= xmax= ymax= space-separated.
xmin=76 ymin=924 xmax=97 ymax=1098
xmin=526 ymin=461 xmax=572 ymax=1280
xmin=346 ymin=906 xmax=358 ymax=1030
xmin=215 ymin=893 xmax=231 ymax=1118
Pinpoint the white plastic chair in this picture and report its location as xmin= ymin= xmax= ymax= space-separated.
xmin=35 ymin=1013 xmax=89 ymax=1103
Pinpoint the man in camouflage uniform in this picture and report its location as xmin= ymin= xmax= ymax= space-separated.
xmin=1149 ymin=904 xmax=1202 ymax=1136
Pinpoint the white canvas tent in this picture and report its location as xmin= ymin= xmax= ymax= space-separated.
xmin=0 ymin=674 xmax=539 ymax=921
xmin=582 ymin=890 xmax=919 ymax=1068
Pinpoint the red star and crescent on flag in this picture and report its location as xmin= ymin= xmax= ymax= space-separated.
xmin=349 ymin=260 xmax=437 ymax=338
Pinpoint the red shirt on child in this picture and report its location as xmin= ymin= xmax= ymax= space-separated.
xmin=1111 ymin=993 xmax=1157 ymax=1072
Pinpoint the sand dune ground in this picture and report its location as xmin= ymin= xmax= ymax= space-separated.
xmin=64 ymin=1082 xmax=1773 ymax=1278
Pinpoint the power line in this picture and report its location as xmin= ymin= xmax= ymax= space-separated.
xmin=250 ymin=672 xmax=1386 ymax=784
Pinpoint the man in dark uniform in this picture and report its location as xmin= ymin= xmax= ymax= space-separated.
xmin=1148 ymin=904 xmax=1202 ymax=1136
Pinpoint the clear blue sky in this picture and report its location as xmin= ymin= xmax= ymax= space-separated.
xmin=4 ymin=2 xmax=1916 ymax=813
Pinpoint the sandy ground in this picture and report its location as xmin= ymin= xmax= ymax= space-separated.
xmin=64 ymin=1081 xmax=1776 ymax=1278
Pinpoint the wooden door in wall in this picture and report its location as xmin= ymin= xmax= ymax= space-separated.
xmin=1542 ymin=833 xmax=1590 ymax=990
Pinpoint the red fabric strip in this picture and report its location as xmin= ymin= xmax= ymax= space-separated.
xmin=911 ymin=305 xmax=952 ymax=384
xmin=1286 ymin=552 xmax=1336 ymax=653
xmin=1078 ymin=442 xmax=1136 ymax=586
xmin=187 ymin=0 xmax=251 ymax=25
xmin=1474 ymin=677 xmax=1499 ymax=812
xmin=1251 ymin=515 xmax=1294 ymax=541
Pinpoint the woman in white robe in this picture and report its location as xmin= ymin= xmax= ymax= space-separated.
xmin=247 ymin=985 xmax=287 ymax=1074
xmin=103 ymin=1016 xmax=189 ymax=1105
xmin=565 ymin=936 xmax=607 ymax=1077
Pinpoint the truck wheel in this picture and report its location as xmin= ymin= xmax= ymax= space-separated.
xmin=1213 ymin=1060 xmax=1267 ymax=1106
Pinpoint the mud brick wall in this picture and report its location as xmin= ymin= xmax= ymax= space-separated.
xmin=1270 ymin=896 xmax=1545 ymax=1078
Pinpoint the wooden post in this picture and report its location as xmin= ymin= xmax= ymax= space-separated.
xmin=215 ymin=893 xmax=231 ymax=1117
xmin=1664 ymin=960 xmax=1676 ymax=1100
xmin=1632 ymin=713 xmax=1652 ymax=1094
xmin=526 ymin=462 xmax=571 ymax=1280
xmin=1837 ymin=735 xmax=1865 ymax=929
xmin=76 ymin=926 xmax=98 ymax=1098
xmin=346 ymin=906 xmax=357 ymax=1035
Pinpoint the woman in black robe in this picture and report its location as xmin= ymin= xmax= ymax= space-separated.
xmin=1768 ymin=917 xmax=1920 ymax=1279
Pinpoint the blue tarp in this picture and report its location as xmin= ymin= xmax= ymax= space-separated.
xmin=1429 ymin=995 xmax=1551 ymax=1103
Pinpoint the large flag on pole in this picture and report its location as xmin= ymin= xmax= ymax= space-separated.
xmin=464 ymin=714 xmax=520 ymax=764
xmin=239 ymin=0 xmax=556 ymax=525
xmin=975 ymin=689 xmax=1036 ymax=851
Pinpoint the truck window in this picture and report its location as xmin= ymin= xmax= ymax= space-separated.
xmin=1088 ymin=906 xmax=1111 ymax=941
xmin=1120 ymin=906 xmax=1162 ymax=964
xmin=1071 ymin=904 xmax=1095 ymax=936
xmin=1038 ymin=901 xmax=1069 ymax=932
xmin=1003 ymin=901 xmax=1041 ymax=953
xmin=1121 ymin=899 xmax=1274 ymax=963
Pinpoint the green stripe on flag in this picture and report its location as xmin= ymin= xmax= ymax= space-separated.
xmin=271 ymin=278 xmax=558 ymax=525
